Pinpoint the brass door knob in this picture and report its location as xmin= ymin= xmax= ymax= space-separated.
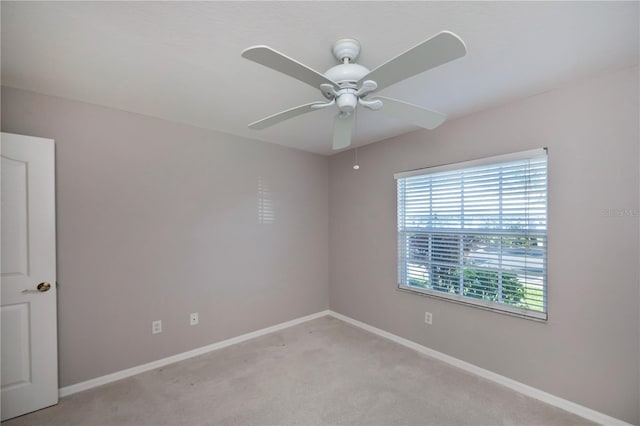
xmin=37 ymin=282 xmax=51 ymax=292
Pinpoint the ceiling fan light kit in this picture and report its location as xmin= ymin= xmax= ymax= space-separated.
xmin=242 ymin=31 xmax=466 ymax=151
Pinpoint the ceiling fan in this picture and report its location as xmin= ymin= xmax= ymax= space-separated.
xmin=242 ymin=32 xmax=466 ymax=150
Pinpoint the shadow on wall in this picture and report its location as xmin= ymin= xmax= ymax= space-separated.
xmin=258 ymin=176 xmax=274 ymax=224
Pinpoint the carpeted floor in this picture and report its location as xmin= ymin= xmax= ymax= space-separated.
xmin=3 ymin=316 xmax=593 ymax=426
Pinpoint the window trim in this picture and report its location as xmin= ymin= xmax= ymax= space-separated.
xmin=394 ymin=148 xmax=546 ymax=180
xmin=395 ymin=148 xmax=548 ymax=321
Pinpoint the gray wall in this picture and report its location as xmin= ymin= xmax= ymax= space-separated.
xmin=328 ymin=66 xmax=639 ymax=424
xmin=1 ymin=87 xmax=329 ymax=387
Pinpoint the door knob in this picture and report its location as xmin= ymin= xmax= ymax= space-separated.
xmin=37 ymin=282 xmax=51 ymax=292
xmin=22 ymin=282 xmax=52 ymax=294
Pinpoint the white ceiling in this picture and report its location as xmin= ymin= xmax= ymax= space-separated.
xmin=2 ymin=1 xmax=638 ymax=155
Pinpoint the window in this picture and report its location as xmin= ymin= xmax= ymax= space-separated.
xmin=395 ymin=149 xmax=548 ymax=320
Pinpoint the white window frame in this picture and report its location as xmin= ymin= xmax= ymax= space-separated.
xmin=395 ymin=149 xmax=548 ymax=321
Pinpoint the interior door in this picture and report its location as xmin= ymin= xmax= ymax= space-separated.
xmin=1 ymin=132 xmax=58 ymax=421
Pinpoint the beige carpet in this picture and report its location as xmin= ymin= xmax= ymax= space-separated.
xmin=4 ymin=316 xmax=593 ymax=426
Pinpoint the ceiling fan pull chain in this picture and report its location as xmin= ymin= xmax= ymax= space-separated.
xmin=353 ymin=146 xmax=360 ymax=171
xmin=353 ymin=110 xmax=360 ymax=170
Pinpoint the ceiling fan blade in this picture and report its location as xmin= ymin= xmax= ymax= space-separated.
xmin=359 ymin=31 xmax=466 ymax=92
xmin=242 ymin=45 xmax=338 ymax=90
xmin=248 ymin=102 xmax=327 ymax=130
xmin=333 ymin=113 xmax=354 ymax=150
xmin=373 ymin=96 xmax=447 ymax=130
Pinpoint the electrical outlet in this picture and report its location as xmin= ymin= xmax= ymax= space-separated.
xmin=152 ymin=320 xmax=162 ymax=334
xmin=190 ymin=312 xmax=199 ymax=326
xmin=424 ymin=312 xmax=433 ymax=325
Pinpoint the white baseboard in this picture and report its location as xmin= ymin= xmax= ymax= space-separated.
xmin=59 ymin=308 xmax=630 ymax=426
xmin=327 ymin=310 xmax=631 ymax=426
xmin=59 ymin=310 xmax=330 ymax=397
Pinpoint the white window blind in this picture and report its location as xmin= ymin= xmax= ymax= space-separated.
xmin=395 ymin=149 xmax=548 ymax=320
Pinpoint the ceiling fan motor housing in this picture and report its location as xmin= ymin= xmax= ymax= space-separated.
xmin=324 ymin=63 xmax=370 ymax=85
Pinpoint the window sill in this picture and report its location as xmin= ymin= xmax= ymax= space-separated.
xmin=397 ymin=284 xmax=548 ymax=322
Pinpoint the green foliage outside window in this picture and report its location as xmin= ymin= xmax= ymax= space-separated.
xmin=406 ymin=233 xmax=538 ymax=310
xmin=408 ymin=268 xmax=524 ymax=306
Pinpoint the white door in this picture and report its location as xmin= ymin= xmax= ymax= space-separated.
xmin=1 ymin=132 xmax=58 ymax=421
